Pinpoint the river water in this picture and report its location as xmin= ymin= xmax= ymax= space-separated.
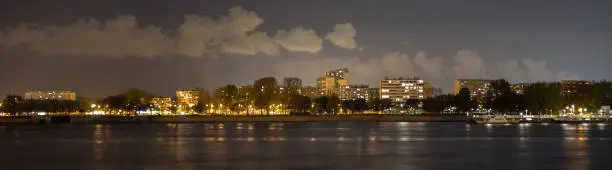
xmin=0 ymin=122 xmax=611 ymax=170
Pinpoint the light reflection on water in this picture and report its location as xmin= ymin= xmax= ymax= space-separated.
xmin=0 ymin=122 xmax=610 ymax=170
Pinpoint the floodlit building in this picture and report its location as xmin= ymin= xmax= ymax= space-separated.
xmin=454 ymin=79 xmax=493 ymax=100
xmin=24 ymin=91 xmax=76 ymax=101
xmin=316 ymin=68 xmax=349 ymax=95
xmin=379 ymin=77 xmax=426 ymax=104
xmin=176 ymin=89 xmax=201 ymax=113
xmin=334 ymin=85 xmax=373 ymax=101
xmin=150 ymin=97 xmax=173 ymax=115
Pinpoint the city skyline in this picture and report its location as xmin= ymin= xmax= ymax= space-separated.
xmin=0 ymin=0 xmax=611 ymax=97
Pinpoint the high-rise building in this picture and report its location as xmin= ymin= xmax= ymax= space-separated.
xmin=283 ymin=77 xmax=302 ymax=88
xmin=176 ymin=89 xmax=201 ymax=113
xmin=283 ymin=77 xmax=302 ymax=95
xmin=379 ymin=78 xmax=426 ymax=104
xmin=334 ymin=85 xmax=372 ymax=101
xmin=317 ymin=68 xmax=349 ymax=95
xmin=24 ymin=91 xmax=76 ymax=101
xmin=326 ymin=68 xmax=349 ymax=80
xmin=454 ymin=79 xmax=493 ymax=100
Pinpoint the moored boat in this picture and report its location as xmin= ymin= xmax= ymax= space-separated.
xmin=475 ymin=115 xmax=520 ymax=124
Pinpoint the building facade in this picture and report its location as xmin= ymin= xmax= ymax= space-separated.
xmin=24 ymin=91 xmax=76 ymax=101
xmin=150 ymin=97 xmax=173 ymax=115
xmin=316 ymin=68 xmax=349 ymax=95
xmin=283 ymin=77 xmax=302 ymax=95
xmin=379 ymin=78 xmax=426 ymax=104
xmin=176 ymin=89 xmax=201 ymax=113
xmin=334 ymin=85 xmax=373 ymax=101
xmin=283 ymin=77 xmax=302 ymax=88
xmin=454 ymin=79 xmax=493 ymax=100
xmin=298 ymin=86 xmax=320 ymax=99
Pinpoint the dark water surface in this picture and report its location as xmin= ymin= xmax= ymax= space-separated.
xmin=1 ymin=122 xmax=612 ymax=170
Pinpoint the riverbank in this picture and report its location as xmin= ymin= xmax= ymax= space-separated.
xmin=0 ymin=115 xmax=468 ymax=124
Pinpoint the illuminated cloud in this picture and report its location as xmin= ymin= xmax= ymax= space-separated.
xmin=557 ymin=70 xmax=581 ymax=81
xmin=0 ymin=6 xmax=331 ymax=57
xmin=274 ymin=27 xmax=323 ymax=53
xmin=176 ymin=7 xmax=280 ymax=56
xmin=380 ymin=52 xmax=416 ymax=77
xmin=326 ymin=23 xmax=357 ymax=49
xmin=452 ymin=49 xmax=488 ymax=79
xmin=413 ymin=51 xmax=444 ymax=79
xmin=0 ymin=16 xmax=174 ymax=58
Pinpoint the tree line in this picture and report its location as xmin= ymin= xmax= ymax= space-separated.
xmin=0 ymin=95 xmax=84 ymax=115
xmin=420 ymin=79 xmax=612 ymax=115
xmin=3 ymin=78 xmax=612 ymax=116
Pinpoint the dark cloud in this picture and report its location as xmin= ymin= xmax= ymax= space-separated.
xmin=1 ymin=1 xmax=610 ymax=98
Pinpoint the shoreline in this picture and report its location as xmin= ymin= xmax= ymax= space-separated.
xmin=0 ymin=115 xmax=468 ymax=124
xmin=2 ymin=115 xmax=610 ymax=124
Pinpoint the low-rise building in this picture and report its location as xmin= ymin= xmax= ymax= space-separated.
xmin=24 ymin=91 xmax=76 ymax=101
xmin=334 ymin=85 xmax=372 ymax=101
xmin=150 ymin=97 xmax=174 ymax=115
xmin=176 ymin=89 xmax=201 ymax=113
xmin=454 ymin=79 xmax=493 ymax=100
xmin=298 ymin=86 xmax=320 ymax=99
xmin=379 ymin=77 xmax=426 ymax=104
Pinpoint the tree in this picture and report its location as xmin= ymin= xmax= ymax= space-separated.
xmin=368 ymin=98 xmax=382 ymax=111
xmin=1 ymin=95 xmax=24 ymax=115
xmin=252 ymin=77 xmax=279 ymax=114
xmin=328 ymin=95 xmax=341 ymax=114
xmin=524 ymin=82 xmax=563 ymax=115
xmin=484 ymin=79 xmax=517 ymax=113
xmin=313 ymin=96 xmax=329 ymax=114
xmin=593 ymin=81 xmax=612 ymax=107
xmin=454 ymin=88 xmax=475 ymax=113
xmin=352 ymin=98 xmax=368 ymax=113
xmin=404 ymin=99 xmax=420 ymax=109
xmin=381 ymin=99 xmax=393 ymax=110
xmin=100 ymin=95 xmax=129 ymax=114
xmin=342 ymin=100 xmax=353 ymax=113
xmin=422 ymin=94 xmax=454 ymax=113
xmin=289 ymin=95 xmax=311 ymax=113
xmin=215 ymin=84 xmax=239 ymax=112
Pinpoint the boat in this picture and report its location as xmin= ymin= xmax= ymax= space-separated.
xmin=475 ymin=115 xmax=520 ymax=124
xmin=553 ymin=117 xmax=583 ymax=123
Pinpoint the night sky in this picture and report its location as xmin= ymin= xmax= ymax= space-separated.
xmin=0 ymin=0 xmax=610 ymax=98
